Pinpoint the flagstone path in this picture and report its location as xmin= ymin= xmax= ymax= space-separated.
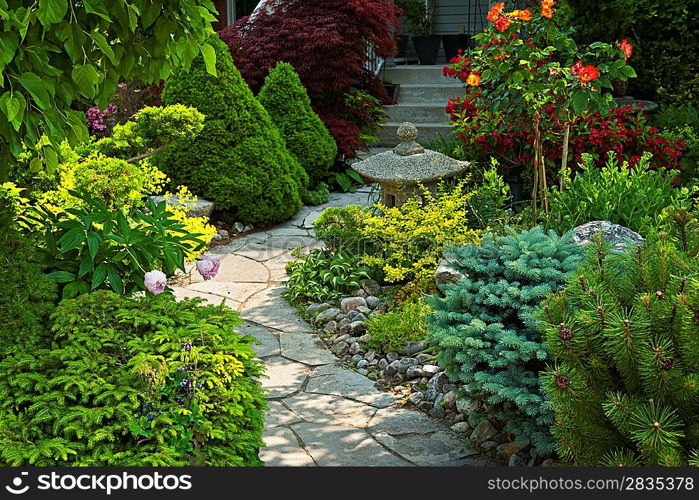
xmin=173 ymin=187 xmax=484 ymax=466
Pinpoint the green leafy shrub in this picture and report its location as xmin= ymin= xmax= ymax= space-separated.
xmin=653 ymin=105 xmax=699 ymax=188
xmin=426 ymin=227 xmax=583 ymax=451
xmin=27 ymin=193 xmax=206 ymax=298
xmin=302 ymin=182 xmax=330 ymax=207
xmin=258 ymin=62 xmax=337 ymax=186
xmin=0 ymin=291 xmax=266 ymax=466
xmin=366 ymin=298 xmax=430 ymax=352
xmin=547 ymin=153 xmax=694 ymax=236
xmin=538 ymin=220 xmax=699 ymax=466
xmin=361 ymin=182 xmax=481 ymax=283
xmin=283 ymin=249 xmax=371 ymax=305
xmin=0 ymin=227 xmax=57 ymax=351
xmin=158 ymin=35 xmax=309 ymax=225
xmin=313 ymin=205 xmax=373 ymax=256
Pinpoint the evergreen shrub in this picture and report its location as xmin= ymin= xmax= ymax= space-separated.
xmin=258 ymin=62 xmax=337 ymax=186
xmin=158 ymin=35 xmax=309 ymax=225
xmin=0 ymin=291 xmax=266 ymax=466
xmin=538 ymin=214 xmax=699 ymax=466
xmin=426 ymin=227 xmax=583 ymax=450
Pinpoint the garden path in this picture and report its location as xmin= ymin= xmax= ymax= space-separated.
xmin=172 ymin=187 xmax=483 ymax=466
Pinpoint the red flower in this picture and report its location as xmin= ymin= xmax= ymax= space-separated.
xmin=578 ymin=64 xmax=600 ymax=83
xmin=495 ymin=16 xmax=511 ymax=32
xmin=570 ymin=60 xmax=584 ymax=75
xmin=620 ymin=39 xmax=633 ymax=60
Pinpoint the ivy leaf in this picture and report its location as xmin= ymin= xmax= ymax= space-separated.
xmin=37 ymin=0 xmax=67 ymax=26
xmin=200 ymin=43 xmax=217 ymax=77
xmin=72 ymin=64 xmax=100 ymax=99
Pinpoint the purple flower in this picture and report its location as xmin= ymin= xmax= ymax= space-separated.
xmin=183 ymin=342 xmax=192 ymax=353
xmin=144 ymin=270 xmax=167 ymax=295
xmin=195 ymin=254 xmax=220 ymax=281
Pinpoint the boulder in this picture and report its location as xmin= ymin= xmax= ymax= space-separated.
xmin=435 ymin=257 xmax=466 ymax=286
xmin=150 ymin=195 xmax=214 ymax=218
xmin=571 ymin=220 xmax=644 ymax=253
xmin=341 ymin=296 xmax=367 ymax=313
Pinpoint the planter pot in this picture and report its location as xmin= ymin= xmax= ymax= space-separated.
xmin=442 ymin=34 xmax=470 ymax=61
xmin=396 ymin=35 xmax=409 ymax=58
xmin=412 ymin=35 xmax=441 ymax=65
xmin=383 ymin=82 xmax=400 ymax=103
xmin=612 ymin=78 xmax=629 ymax=97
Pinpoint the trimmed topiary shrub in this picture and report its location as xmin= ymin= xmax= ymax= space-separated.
xmin=157 ymin=35 xmax=309 ymax=225
xmin=0 ymin=291 xmax=266 ymax=466
xmin=426 ymin=227 xmax=583 ymax=451
xmin=258 ymin=62 xmax=337 ymax=186
xmin=538 ymin=219 xmax=699 ymax=466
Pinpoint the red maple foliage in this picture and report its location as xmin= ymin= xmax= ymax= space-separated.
xmin=219 ymin=0 xmax=399 ymax=157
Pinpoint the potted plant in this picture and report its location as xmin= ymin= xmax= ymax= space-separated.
xmin=400 ymin=0 xmax=440 ymax=65
xmin=442 ymin=31 xmax=470 ymax=61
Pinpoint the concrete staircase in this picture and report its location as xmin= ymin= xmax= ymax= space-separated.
xmin=377 ymin=65 xmax=463 ymax=147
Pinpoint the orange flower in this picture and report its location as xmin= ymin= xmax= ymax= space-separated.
xmin=578 ymin=64 xmax=600 ymax=83
xmin=510 ymin=9 xmax=532 ymax=21
xmin=541 ymin=0 xmax=555 ymax=19
xmin=620 ymin=39 xmax=633 ymax=60
xmin=466 ymin=71 xmax=481 ymax=86
xmin=495 ymin=16 xmax=511 ymax=32
xmin=487 ymin=2 xmax=505 ymax=22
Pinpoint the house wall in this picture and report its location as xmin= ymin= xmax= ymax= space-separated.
xmin=433 ymin=0 xmax=490 ymax=36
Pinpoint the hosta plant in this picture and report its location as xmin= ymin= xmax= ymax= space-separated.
xmin=283 ymin=249 xmax=372 ymax=305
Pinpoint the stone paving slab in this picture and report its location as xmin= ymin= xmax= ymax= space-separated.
xmin=239 ymin=321 xmax=280 ymax=358
xmin=305 ymin=363 xmax=400 ymax=408
xmin=261 ymin=427 xmax=315 ymax=466
xmin=211 ymin=254 xmax=268 ymax=283
xmin=283 ymin=393 xmax=377 ymax=428
xmin=261 ymin=356 xmax=310 ymax=399
xmin=280 ymin=331 xmax=336 ymax=366
xmin=291 ymin=422 xmax=411 ymax=466
xmin=172 ymin=287 xmax=240 ymax=309
xmin=241 ymin=286 xmax=313 ymax=334
xmin=188 ymin=281 xmax=267 ymax=303
xmin=265 ymin=401 xmax=303 ymax=428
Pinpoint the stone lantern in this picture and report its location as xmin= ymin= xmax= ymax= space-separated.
xmin=351 ymin=122 xmax=470 ymax=208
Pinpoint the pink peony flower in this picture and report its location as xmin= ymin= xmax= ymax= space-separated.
xmin=144 ymin=270 xmax=167 ymax=295
xmin=196 ymin=254 xmax=220 ymax=281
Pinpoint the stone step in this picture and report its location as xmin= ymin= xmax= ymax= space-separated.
xmin=383 ymin=65 xmax=453 ymax=85
xmin=398 ymin=83 xmax=463 ymax=104
xmin=376 ymin=122 xmax=452 ymax=148
xmin=385 ymin=103 xmax=449 ymax=123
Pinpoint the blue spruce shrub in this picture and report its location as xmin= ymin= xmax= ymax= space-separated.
xmin=426 ymin=227 xmax=583 ymax=451
xmin=157 ymin=35 xmax=309 ymax=225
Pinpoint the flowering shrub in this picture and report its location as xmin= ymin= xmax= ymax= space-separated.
xmin=85 ymin=105 xmax=116 ymax=136
xmin=0 ymin=291 xmax=266 ymax=466
xmin=443 ymin=1 xmax=686 ymax=215
xmin=162 ymin=186 xmax=217 ymax=260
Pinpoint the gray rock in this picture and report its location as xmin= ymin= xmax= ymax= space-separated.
xmin=450 ymin=422 xmax=470 ymax=434
xmin=351 ymin=354 xmax=364 ymax=363
xmin=406 ymin=365 xmax=424 ymax=379
xmin=211 ymin=233 xmax=223 ymax=242
xmin=360 ymin=278 xmax=381 ymax=296
xmin=398 ymin=357 xmax=419 ymax=374
xmin=434 ymin=393 xmax=444 ymax=407
xmin=416 ymin=353 xmax=432 ymax=364
xmin=409 ymin=392 xmax=424 ymax=405
xmin=324 ymin=321 xmax=338 ymax=334
xmin=443 ymin=391 xmax=457 ymax=409
xmin=217 ymin=229 xmax=229 ymax=239
xmin=386 ymin=352 xmax=400 ymax=363
xmin=386 ymin=360 xmax=401 ymax=376
xmin=150 ymin=195 xmax=214 ymax=218
xmin=341 ymin=296 xmax=367 ymax=313
xmin=357 ymin=360 xmax=369 ymax=369
xmin=572 ymin=220 xmax=644 ymax=253
xmin=422 ymin=364 xmax=440 ymax=376
xmin=435 ymin=257 xmax=466 ymax=286
xmin=349 ymin=342 xmax=365 ymax=355
xmin=401 ymin=342 xmax=429 ymax=356
xmin=352 ymin=313 xmax=368 ymax=323
xmin=243 ymin=224 xmax=253 ymax=232
xmin=335 ymin=334 xmax=350 ymax=344
xmin=357 ymin=334 xmax=372 ymax=344
xmin=470 ymin=420 xmax=498 ymax=443
xmin=350 ymin=321 xmax=367 ymax=334
xmin=509 ymin=453 xmax=525 ymax=467
xmin=481 ymin=440 xmax=498 ymax=451
xmin=331 ymin=342 xmax=350 ymax=356
xmin=307 ymin=303 xmax=332 ymax=316
xmin=428 ymin=372 xmax=449 ymax=390
xmin=233 ymin=222 xmax=245 ymax=233
xmin=339 ymin=323 xmax=352 ymax=335
xmin=378 ymin=358 xmax=389 ymax=370
xmin=356 ymin=305 xmax=371 ymax=315
xmin=418 ymin=401 xmax=433 ymax=411
xmin=493 ymin=432 xmax=510 ymax=445
xmin=347 ymin=310 xmax=359 ymax=321
xmin=364 ymin=349 xmax=376 ymax=362
xmin=357 ymin=368 xmax=369 ymax=376
xmin=542 ymin=458 xmax=556 ymax=467
xmin=338 ymin=318 xmax=351 ymax=328
xmin=316 ymin=308 xmax=340 ymax=323
xmin=456 ymin=397 xmax=479 ymax=414
xmin=366 ymin=296 xmax=381 ymax=309
xmin=429 ymin=405 xmax=446 ymax=419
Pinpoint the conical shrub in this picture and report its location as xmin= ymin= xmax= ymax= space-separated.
xmin=258 ymin=62 xmax=337 ymax=186
xmin=157 ymin=35 xmax=308 ymax=225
